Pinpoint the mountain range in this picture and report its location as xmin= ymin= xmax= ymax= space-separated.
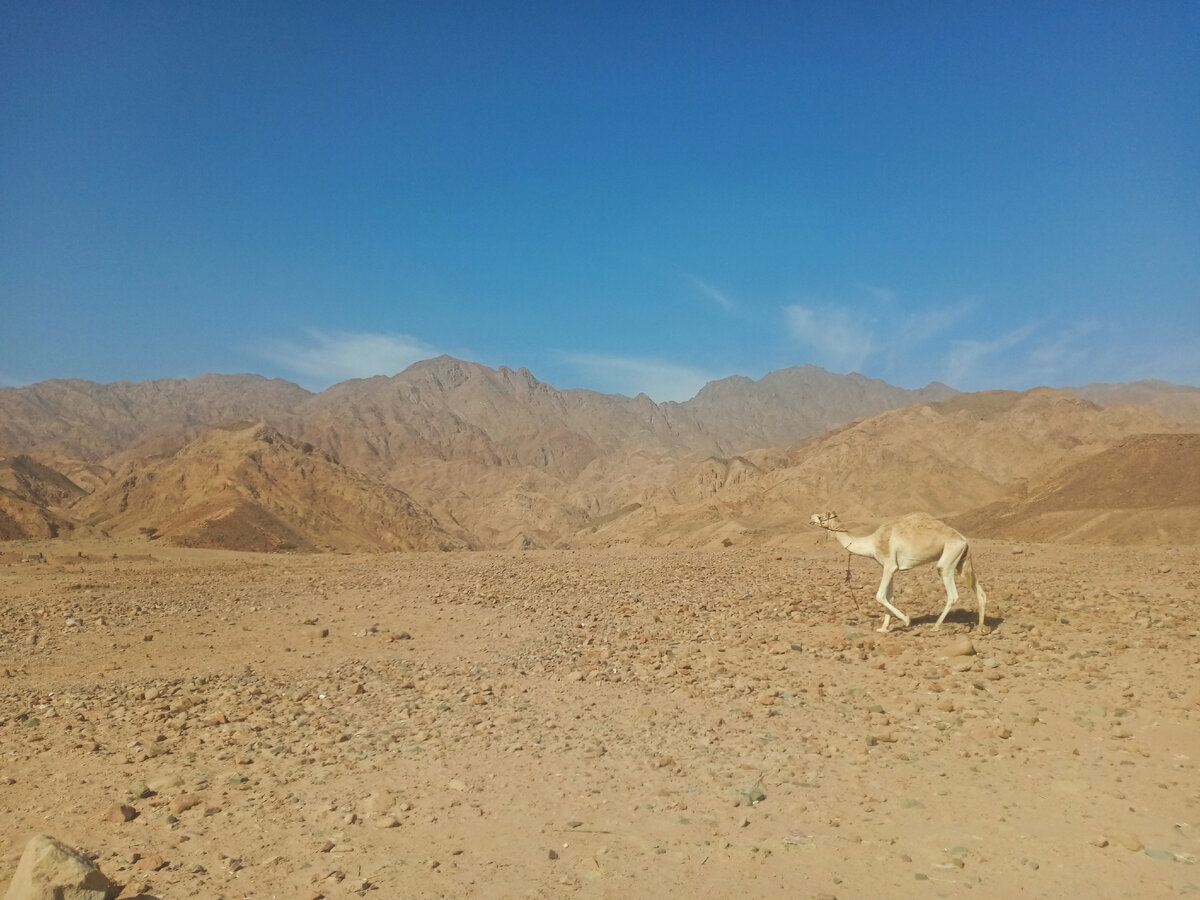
xmin=2 ymin=356 xmax=1197 ymax=550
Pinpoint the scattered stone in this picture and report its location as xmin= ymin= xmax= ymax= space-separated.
xmin=741 ymin=786 xmax=766 ymax=804
xmin=170 ymin=793 xmax=203 ymax=815
xmin=941 ymin=636 xmax=976 ymax=658
xmin=105 ymin=803 xmax=138 ymax=823
xmin=147 ymin=773 xmax=184 ymax=793
xmin=136 ymin=853 xmax=167 ymax=871
xmin=365 ymin=791 xmax=394 ymax=816
xmin=1111 ymin=833 xmax=1144 ymax=852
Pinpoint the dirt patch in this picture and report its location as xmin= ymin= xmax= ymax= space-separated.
xmin=2 ymin=539 xmax=1198 ymax=897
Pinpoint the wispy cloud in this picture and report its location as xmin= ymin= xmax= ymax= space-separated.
xmin=943 ymin=324 xmax=1038 ymax=389
xmin=688 ymin=275 xmax=737 ymax=312
xmin=561 ymin=353 xmax=719 ymax=402
xmin=784 ymin=304 xmax=874 ymax=373
xmin=853 ymin=282 xmax=897 ymax=305
xmin=254 ymin=328 xmax=440 ymax=387
xmin=783 ymin=289 xmax=991 ymax=386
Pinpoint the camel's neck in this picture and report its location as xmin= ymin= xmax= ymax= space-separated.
xmin=826 ymin=527 xmax=876 ymax=558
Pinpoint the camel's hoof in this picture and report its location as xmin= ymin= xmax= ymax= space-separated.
xmin=875 ymin=626 xmax=890 ymax=634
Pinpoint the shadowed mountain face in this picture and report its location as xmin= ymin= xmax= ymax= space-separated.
xmin=0 ymin=454 xmax=85 ymax=539
xmin=0 ymin=357 xmax=1196 ymax=549
xmin=953 ymin=433 xmax=1200 ymax=545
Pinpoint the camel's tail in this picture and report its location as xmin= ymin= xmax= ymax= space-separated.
xmin=956 ymin=545 xmax=988 ymax=627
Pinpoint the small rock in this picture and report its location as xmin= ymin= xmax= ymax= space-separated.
xmin=105 ymin=803 xmax=138 ymax=823
xmin=147 ymin=773 xmax=184 ymax=793
xmin=364 ymin=791 xmax=394 ymax=817
xmin=170 ymin=794 xmax=203 ymax=815
xmin=1145 ymin=848 xmax=1177 ymax=862
xmin=1111 ymin=832 xmax=1144 ymax=852
xmin=940 ymin=636 xmax=976 ymax=658
xmin=743 ymin=786 xmax=766 ymax=804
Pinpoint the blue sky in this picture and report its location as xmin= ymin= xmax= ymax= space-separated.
xmin=2 ymin=2 xmax=1197 ymax=400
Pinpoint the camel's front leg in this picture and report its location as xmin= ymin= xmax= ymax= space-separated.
xmin=875 ymin=564 xmax=911 ymax=632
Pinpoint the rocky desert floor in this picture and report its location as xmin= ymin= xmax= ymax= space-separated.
xmin=2 ymin=536 xmax=1199 ymax=899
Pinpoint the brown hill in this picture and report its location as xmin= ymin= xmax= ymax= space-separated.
xmin=292 ymin=357 xmax=697 ymax=481
xmin=1071 ymin=380 xmax=1200 ymax=425
xmin=0 ymin=358 xmax=960 ymax=477
xmin=953 ymin=433 xmax=1200 ymax=545
xmin=2 ymin=359 xmax=1196 ymax=551
xmin=574 ymin=388 xmax=1179 ymax=548
xmin=284 ymin=357 xmax=957 ymax=550
xmin=677 ymin=366 xmax=956 ymax=453
xmin=0 ymin=453 xmax=86 ymax=508
xmin=0 ymin=374 xmax=312 ymax=460
xmin=294 ymin=358 xmax=957 ymax=476
xmin=0 ymin=454 xmax=84 ymax=539
xmin=72 ymin=421 xmax=467 ymax=552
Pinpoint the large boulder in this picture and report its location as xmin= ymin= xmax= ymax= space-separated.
xmin=3 ymin=834 xmax=114 ymax=900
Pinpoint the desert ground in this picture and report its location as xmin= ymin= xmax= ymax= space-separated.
xmin=2 ymin=535 xmax=1198 ymax=899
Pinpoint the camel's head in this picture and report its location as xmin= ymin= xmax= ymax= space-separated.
xmin=811 ymin=511 xmax=839 ymax=529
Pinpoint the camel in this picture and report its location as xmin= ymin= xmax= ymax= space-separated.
xmin=811 ymin=511 xmax=987 ymax=633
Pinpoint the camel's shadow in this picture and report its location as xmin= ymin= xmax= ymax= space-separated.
xmin=907 ymin=607 xmax=1005 ymax=632
xmin=844 ymin=607 xmax=1005 ymax=632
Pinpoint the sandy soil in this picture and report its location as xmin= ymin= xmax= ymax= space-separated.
xmin=2 ymin=537 xmax=1198 ymax=898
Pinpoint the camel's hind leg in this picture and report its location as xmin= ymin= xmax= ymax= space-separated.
xmin=875 ymin=563 xmax=911 ymax=632
xmin=933 ymin=544 xmax=966 ymax=629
